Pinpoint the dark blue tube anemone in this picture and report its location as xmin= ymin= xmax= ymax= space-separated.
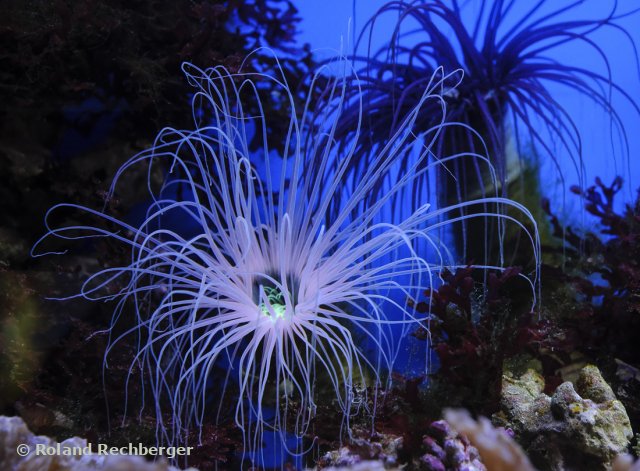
xmin=32 ymin=56 xmax=540 ymax=465
xmin=335 ymin=0 xmax=640 ymax=203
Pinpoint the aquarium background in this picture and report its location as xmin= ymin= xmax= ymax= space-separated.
xmin=1 ymin=1 xmax=640 ymax=470
xmin=296 ymin=0 xmax=640 ymax=215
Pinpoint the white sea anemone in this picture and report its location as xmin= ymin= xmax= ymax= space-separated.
xmin=33 ymin=58 xmax=540 ymax=466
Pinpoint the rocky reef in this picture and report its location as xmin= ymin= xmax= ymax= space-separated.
xmin=495 ymin=364 xmax=633 ymax=470
xmin=312 ymin=364 xmax=636 ymax=471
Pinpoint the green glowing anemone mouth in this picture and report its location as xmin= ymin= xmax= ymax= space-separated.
xmin=259 ymin=285 xmax=287 ymax=320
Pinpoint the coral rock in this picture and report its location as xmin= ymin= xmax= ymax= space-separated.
xmin=318 ymin=461 xmax=390 ymax=471
xmin=576 ymin=364 xmax=617 ymax=403
xmin=500 ymin=369 xmax=548 ymax=432
xmin=316 ymin=432 xmax=403 ymax=470
xmin=417 ymin=419 xmax=486 ymax=471
xmin=498 ymin=365 xmax=633 ymax=470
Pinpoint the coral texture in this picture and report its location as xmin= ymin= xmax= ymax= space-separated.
xmin=316 ymin=432 xmax=403 ymax=470
xmin=418 ymin=418 xmax=486 ymax=471
xmin=496 ymin=365 xmax=633 ymax=470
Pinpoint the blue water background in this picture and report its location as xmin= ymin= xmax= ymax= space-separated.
xmin=296 ymin=0 xmax=640 ymax=225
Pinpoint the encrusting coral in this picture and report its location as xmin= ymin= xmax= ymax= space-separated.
xmin=418 ymin=417 xmax=487 ymax=471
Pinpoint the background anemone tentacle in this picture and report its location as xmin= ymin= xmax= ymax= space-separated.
xmin=351 ymin=0 xmax=640 ymax=181
xmin=329 ymin=0 xmax=640 ymax=266
xmin=32 ymin=56 xmax=540 ymax=465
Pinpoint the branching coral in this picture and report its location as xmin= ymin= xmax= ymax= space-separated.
xmin=32 ymin=57 xmax=540 ymax=466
